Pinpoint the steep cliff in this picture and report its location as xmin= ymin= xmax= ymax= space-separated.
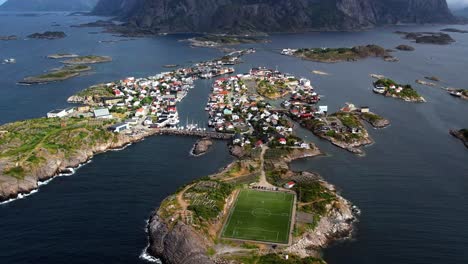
xmin=147 ymin=215 xmax=215 ymax=264
xmin=92 ymin=0 xmax=455 ymax=34
xmin=91 ymin=0 xmax=140 ymax=17
xmin=0 ymin=0 xmax=98 ymax=11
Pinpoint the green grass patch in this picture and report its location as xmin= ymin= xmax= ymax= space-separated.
xmin=4 ymin=166 xmax=25 ymax=179
xmin=221 ymin=189 xmax=294 ymax=244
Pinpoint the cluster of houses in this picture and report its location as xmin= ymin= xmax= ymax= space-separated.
xmin=46 ymin=58 xmax=243 ymax=133
xmin=205 ymin=68 xmax=313 ymax=149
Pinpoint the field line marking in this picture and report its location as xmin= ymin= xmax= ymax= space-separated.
xmin=221 ymin=189 xmax=243 ymax=237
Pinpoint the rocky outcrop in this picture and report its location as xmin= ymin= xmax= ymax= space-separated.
xmin=192 ymin=138 xmax=213 ymax=156
xmin=92 ymin=0 xmax=455 ymax=34
xmin=450 ymin=129 xmax=468 ymax=149
xmin=286 ymin=180 xmax=357 ymax=257
xmin=396 ymin=44 xmax=415 ymax=51
xmin=147 ymin=215 xmax=215 ymax=264
xmin=0 ymin=35 xmax=17 ymax=41
xmin=27 ymin=31 xmax=67 ymax=40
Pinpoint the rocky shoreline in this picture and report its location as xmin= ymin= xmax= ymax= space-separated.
xmin=450 ymin=129 xmax=468 ymax=149
xmin=0 ymin=130 xmax=152 ymax=203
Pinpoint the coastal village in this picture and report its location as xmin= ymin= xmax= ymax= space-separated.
xmin=47 ymin=50 xmax=256 ymax=136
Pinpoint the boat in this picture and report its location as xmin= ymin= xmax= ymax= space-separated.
xmin=449 ymin=90 xmax=462 ymax=97
xmin=3 ymin=58 xmax=16 ymax=64
xmin=373 ymin=87 xmax=386 ymax=94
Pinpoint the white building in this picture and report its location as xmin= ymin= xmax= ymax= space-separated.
xmin=94 ymin=108 xmax=112 ymax=119
xmin=47 ymin=107 xmax=74 ymax=118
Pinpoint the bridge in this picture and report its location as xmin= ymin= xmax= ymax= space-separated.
xmin=152 ymin=128 xmax=234 ymax=140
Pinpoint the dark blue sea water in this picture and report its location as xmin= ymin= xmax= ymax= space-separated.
xmin=0 ymin=12 xmax=467 ymax=264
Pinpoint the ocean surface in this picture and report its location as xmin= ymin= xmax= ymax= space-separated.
xmin=0 ymin=12 xmax=467 ymax=264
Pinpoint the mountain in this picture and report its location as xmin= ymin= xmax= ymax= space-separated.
xmin=454 ymin=7 xmax=468 ymax=18
xmin=92 ymin=0 xmax=456 ymax=34
xmin=0 ymin=0 xmax=98 ymax=11
xmin=91 ymin=0 xmax=139 ymax=17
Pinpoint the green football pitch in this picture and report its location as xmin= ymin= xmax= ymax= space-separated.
xmin=221 ymin=189 xmax=295 ymax=244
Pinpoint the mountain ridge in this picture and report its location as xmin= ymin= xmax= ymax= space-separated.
xmin=92 ymin=0 xmax=456 ymax=34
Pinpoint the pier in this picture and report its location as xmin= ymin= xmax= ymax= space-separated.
xmin=152 ymin=128 xmax=234 ymax=140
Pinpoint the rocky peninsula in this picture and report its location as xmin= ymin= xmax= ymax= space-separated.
xmin=146 ymin=145 xmax=357 ymax=264
xmin=19 ymin=65 xmax=92 ymax=85
xmin=0 ymin=117 xmax=152 ymax=202
xmin=283 ymin=45 xmax=396 ymax=63
xmin=27 ymin=31 xmax=66 ymax=40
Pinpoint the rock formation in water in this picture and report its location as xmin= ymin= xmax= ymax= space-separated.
xmin=92 ymin=0 xmax=456 ymax=34
xmin=0 ymin=0 xmax=98 ymax=11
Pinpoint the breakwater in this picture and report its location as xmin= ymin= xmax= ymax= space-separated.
xmin=152 ymin=128 xmax=233 ymax=140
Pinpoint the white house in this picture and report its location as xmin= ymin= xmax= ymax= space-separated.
xmin=47 ymin=109 xmax=68 ymax=118
xmin=108 ymin=123 xmax=130 ymax=133
xmin=47 ymin=107 xmax=74 ymax=118
xmin=94 ymin=108 xmax=112 ymax=119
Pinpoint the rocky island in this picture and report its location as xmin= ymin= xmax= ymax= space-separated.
xmin=47 ymin=53 xmax=79 ymax=59
xmin=396 ymin=44 xmax=415 ymax=51
xmin=19 ymin=65 xmax=92 ymax=85
xmin=282 ymin=45 xmax=396 ymax=63
xmin=373 ymin=78 xmax=426 ymax=102
xmin=0 ymin=35 xmax=18 ymax=41
xmin=450 ymin=129 xmax=468 ymax=148
xmin=27 ymin=31 xmax=67 ymax=40
xmin=191 ymin=138 xmax=213 ymax=156
xmin=187 ymin=35 xmax=269 ymax=48
xmin=62 ymin=55 xmax=112 ymax=65
xmin=441 ymin=28 xmax=468 ymax=34
xmin=395 ymin=31 xmax=455 ymax=45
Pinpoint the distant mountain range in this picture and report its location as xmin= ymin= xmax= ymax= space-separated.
xmin=91 ymin=0 xmax=456 ymax=34
xmin=454 ymin=7 xmax=468 ymax=17
xmin=0 ymin=0 xmax=98 ymax=11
